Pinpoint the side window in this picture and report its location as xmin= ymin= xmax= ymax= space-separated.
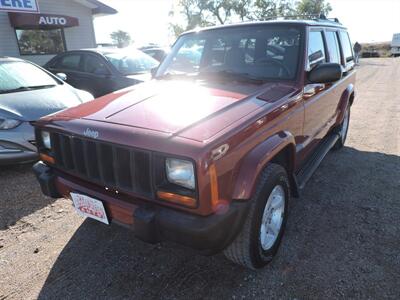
xmin=83 ymin=55 xmax=109 ymax=75
xmin=308 ymin=31 xmax=326 ymax=68
xmin=339 ymin=31 xmax=354 ymax=63
xmin=57 ymin=54 xmax=82 ymax=71
xmin=325 ymin=31 xmax=341 ymax=64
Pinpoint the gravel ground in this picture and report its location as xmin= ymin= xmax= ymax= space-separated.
xmin=0 ymin=58 xmax=399 ymax=300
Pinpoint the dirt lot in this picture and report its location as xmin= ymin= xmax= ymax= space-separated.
xmin=1 ymin=58 xmax=399 ymax=299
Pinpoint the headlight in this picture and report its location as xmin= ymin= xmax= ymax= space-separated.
xmin=166 ymin=158 xmax=195 ymax=189
xmin=0 ymin=119 xmax=21 ymax=130
xmin=41 ymin=131 xmax=51 ymax=149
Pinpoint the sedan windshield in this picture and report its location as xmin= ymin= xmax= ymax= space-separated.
xmin=104 ymin=50 xmax=159 ymax=75
xmin=0 ymin=61 xmax=58 ymax=94
xmin=157 ymin=25 xmax=302 ymax=82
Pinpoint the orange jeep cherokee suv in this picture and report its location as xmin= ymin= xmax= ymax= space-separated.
xmin=33 ymin=18 xmax=356 ymax=269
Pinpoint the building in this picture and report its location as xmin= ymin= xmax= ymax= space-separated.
xmin=0 ymin=0 xmax=117 ymax=65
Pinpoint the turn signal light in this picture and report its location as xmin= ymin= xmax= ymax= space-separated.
xmin=40 ymin=153 xmax=55 ymax=164
xmin=157 ymin=191 xmax=196 ymax=208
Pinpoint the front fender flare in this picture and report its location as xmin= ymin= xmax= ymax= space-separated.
xmin=232 ymin=131 xmax=296 ymax=200
xmin=336 ymin=83 xmax=355 ymax=125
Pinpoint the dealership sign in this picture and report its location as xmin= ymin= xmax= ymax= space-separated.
xmin=9 ymin=12 xmax=79 ymax=28
xmin=0 ymin=0 xmax=39 ymax=13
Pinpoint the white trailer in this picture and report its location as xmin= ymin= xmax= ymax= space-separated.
xmin=391 ymin=33 xmax=400 ymax=57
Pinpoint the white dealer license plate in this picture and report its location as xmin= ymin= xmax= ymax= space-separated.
xmin=71 ymin=193 xmax=109 ymax=225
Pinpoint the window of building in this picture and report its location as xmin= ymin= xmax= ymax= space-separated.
xmin=339 ymin=31 xmax=354 ymax=63
xmin=325 ymin=31 xmax=341 ymax=64
xmin=308 ymin=31 xmax=326 ymax=68
xmin=15 ymin=29 xmax=66 ymax=55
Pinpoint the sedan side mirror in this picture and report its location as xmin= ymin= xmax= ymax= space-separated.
xmin=150 ymin=67 xmax=158 ymax=78
xmin=56 ymin=73 xmax=67 ymax=81
xmin=308 ymin=63 xmax=342 ymax=83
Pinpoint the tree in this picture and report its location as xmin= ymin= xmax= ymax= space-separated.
xmin=110 ymin=30 xmax=131 ymax=48
xmin=169 ymin=0 xmax=332 ymax=37
xmin=296 ymin=0 xmax=332 ymax=16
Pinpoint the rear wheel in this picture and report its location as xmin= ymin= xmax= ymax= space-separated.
xmin=224 ymin=164 xmax=289 ymax=269
xmin=333 ymin=106 xmax=350 ymax=150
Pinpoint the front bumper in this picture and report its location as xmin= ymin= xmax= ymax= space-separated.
xmin=33 ymin=162 xmax=250 ymax=254
xmin=0 ymin=122 xmax=38 ymax=165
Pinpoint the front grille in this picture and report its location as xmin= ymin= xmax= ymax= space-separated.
xmin=51 ymin=132 xmax=153 ymax=198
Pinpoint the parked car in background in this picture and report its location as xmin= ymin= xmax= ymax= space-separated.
xmin=44 ymin=49 xmax=159 ymax=98
xmin=140 ymin=47 xmax=169 ymax=62
xmin=0 ymin=57 xmax=93 ymax=165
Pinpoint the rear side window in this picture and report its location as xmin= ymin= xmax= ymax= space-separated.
xmin=308 ymin=31 xmax=326 ymax=68
xmin=339 ymin=31 xmax=354 ymax=62
xmin=57 ymin=54 xmax=82 ymax=71
xmin=325 ymin=31 xmax=341 ymax=64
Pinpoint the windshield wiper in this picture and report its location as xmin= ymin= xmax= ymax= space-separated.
xmin=199 ymin=70 xmax=267 ymax=84
xmin=0 ymin=84 xmax=57 ymax=94
xmin=26 ymin=84 xmax=57 ymax=90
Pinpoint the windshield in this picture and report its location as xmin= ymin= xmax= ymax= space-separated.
xmin=0 ymin=61 xmax=58 ymax=93
xmin=157 ymin=25 xmax=302 ymax=82
xmin=104 ymin=50 xmax=159 ymax=75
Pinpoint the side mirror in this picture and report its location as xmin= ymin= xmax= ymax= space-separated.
xmin=308 ymin=63 xmax=342 ymax=83
xmin=56 ymin=73 xmax=67 ymax=81
xmin=150 ymin=67 xmax=158 ymax=78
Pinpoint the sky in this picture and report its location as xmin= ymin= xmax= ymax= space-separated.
xmin=94 ymin=0 xmax=400 ymax=46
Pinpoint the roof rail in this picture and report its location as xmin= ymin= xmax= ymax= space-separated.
xmin=264 ymin=13 xmax=341 ymax=24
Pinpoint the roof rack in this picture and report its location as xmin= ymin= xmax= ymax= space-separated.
xmin=265 ymin=13 xmax=341 ymax=24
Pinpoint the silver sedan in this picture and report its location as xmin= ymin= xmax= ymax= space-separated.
xmin=0 ymin=57 xmax=93 ymax=165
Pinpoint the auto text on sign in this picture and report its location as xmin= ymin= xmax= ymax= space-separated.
xmin=39 ymin=16 xmax=67 ymax=26
xmin=0 ymin=0 xmax=39 ymax=12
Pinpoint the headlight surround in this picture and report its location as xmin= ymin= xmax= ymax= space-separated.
xmin=0 ymin=118 xmax=22 ymax=130
xmin=41 ymin=131 xmax=51 ymax=149
xmin=165 ymin=158 xmax=195 ymax=190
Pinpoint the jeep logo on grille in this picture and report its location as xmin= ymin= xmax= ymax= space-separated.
xmin=83 ymin=128 xmax=99 ymax=139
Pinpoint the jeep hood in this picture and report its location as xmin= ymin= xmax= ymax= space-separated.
xmin=50 ymin=80 xmax=293 ymax=142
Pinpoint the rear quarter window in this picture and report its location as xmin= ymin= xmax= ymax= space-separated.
xmin=339 ymin=31 xmax=354 ymax=63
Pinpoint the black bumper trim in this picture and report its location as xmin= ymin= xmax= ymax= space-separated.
xmin=33 ymin=162 xmax=250 ymax=253
xmin=33 ymin=161 xmax=61 ymax=198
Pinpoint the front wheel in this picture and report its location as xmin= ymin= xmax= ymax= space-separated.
xmin=224 ymin=164 xmax=289 ymax=269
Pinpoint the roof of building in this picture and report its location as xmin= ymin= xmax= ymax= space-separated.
xmin=73 ymin=0 xmax=117 ymax=16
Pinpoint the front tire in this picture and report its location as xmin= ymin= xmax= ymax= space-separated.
xmin=224 ymin=164 xmax=289 ymax=269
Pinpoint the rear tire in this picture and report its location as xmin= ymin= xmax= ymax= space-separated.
xmin=333 ymin=106 xmax=350 ymax=150
xmin=224 ymin=164 xmax=289 ymax=269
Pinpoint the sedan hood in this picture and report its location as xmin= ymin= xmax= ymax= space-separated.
xmin=49 ymin=80 xmax=295 ymax=142
xmin=0 ymin=85 xmax=83 ymax=121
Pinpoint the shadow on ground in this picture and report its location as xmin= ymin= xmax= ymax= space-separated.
xmin=38 ymin=147 xmax=400 ymax=299
xmin=0 ymin=163 xmax=57 ymax=230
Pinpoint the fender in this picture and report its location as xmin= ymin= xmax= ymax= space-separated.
xmin=335 ymin=83 xmax=355 ymax=126
xmin=232 ymin=131 xmax=296 ymax=200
